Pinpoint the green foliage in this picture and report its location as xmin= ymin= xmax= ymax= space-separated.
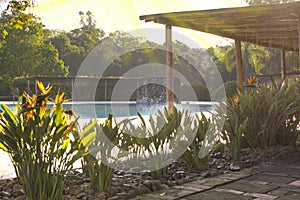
xmin=213 ymin=81 xmax=237 ymax=100
xmin=123 ymin=107 xmax=198 ymax=178
xmin=180 ymin=82 xmax=210 ymax=101
xmin=216 ymin=80 xmax=300 ymax=159
xmin=209 ymin=43 xmax=299 ymax=80
xmin=0 ymin=2 xmax=68 ymax=83
xmin=47 ymin=33 xmax=82 ymax=76
xmin=0 ymin=0 xmax=35 ymax=38
xmin=248 ymin=45 xmax=271 ymax=73
xmin=0 ymin=80 xmax=11 ymax=96
xmin=0 ymin=82 xmax=95 ymax=200
xmin=216 ymin=97 xmax=248 ymax=160
xmin=67 ymin=11 xmax=105 ymax=56
xmin=82 ymin=114 xmax=120 ymax=191
xmin=180 ymin=113 xmax=213 ymax=169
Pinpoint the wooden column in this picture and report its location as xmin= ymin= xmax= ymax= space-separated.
xmin=298 ymin=18 xmax=300 ymax=62
xmin=166 ymin=25 xmax=174 ymax=114
xmin=235 ymin=40 xmax=243 ymax=92
xmin=281 ymin=49 xmax=286 ymax=81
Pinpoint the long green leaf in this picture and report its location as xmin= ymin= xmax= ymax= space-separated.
xmin=1 ymin=104 xmax=18 ymax=125
xmin=81 ymin=131 xmax=96 ymax=147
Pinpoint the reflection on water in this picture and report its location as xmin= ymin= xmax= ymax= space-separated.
xmin=5 ymin=102 xmax=216 ymax=119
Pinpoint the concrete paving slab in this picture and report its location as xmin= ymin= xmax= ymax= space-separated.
xmin=275 ymin=192 xmax=300 ymax=200
xmin=244 ymin=174 xmax=297 ymax=184
xmin=218 ymin=180 xmax=278 ymax=193
xmin=261 ymin=166 xmax=300 ymax=177
xmin=184 ymin=190 xmax=253 ymax=200
xmin=289 ymin=179 xmax=300 ymax=187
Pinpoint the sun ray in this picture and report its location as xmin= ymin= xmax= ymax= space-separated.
xmin=33 ymin=0 xmax=246 ymax=47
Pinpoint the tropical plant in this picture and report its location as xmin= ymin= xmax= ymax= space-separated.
xmin=180 ymin=113 xmax=217 ymax=169
xmin=123 ymin=107 xmax=196 ymax=178
xmin=216 ymin=96 xmax=248 ymax=160
xmin=213 ymin=81 xmax=238 ymax=100
xmin=216 ymin=80 xmax=300 ymax=159
xmin=82 ymin=114 xmax=121 ymax=191
xmin=0 ymin=82 xmax=95 ymax=200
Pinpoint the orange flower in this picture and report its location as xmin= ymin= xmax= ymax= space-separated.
xmin=247 ymin=76 xmax=257 ymax=85
xmin=233 ymin=95 xmax=240 ymax=104
xmin=63 ymin=125 xmax=76 ymax=137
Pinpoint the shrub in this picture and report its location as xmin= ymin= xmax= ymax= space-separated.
xmin=0 ymin=82 xmax=95 ymax=200
xmin=180 ymin=82 xmax=210 ymax=101
xmin=82 ymin=114 xmax=120 ymax=191
xmin=180 ymin=113 xmax=220 ymax=169
xmin=216 ymin=81 xmax=300 ymax=158
xmin=0 ymin=80 xmax=11 ymax=97
xmin=213 ymin=81 xmax=237 ymax=100
xmin=122 ymin=107 xmax=194 ymax=178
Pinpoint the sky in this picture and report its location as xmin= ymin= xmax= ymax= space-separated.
xmin=31 ymin=0 xmax=247 ymax=48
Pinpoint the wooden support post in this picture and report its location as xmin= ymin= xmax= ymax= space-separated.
xmin=281 ymin=49 xmax=286 ymax=81
xmin=166 ymin=24 xmax=174 ymax=114
xmin=298 ymin=18 xmax=300 ymax=63
xmin=235 ymin=40 xmax=243 ymax=92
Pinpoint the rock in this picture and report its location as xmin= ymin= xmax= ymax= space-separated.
xmin=106 ymin=187 xmax=119 ymax=196
xmin=141 ymin=169 xmax=150 ymax=174
xmin=127 ymin=189 xmax=137 ymax=198
xmin=172 ymin=171 xmax=187 ymax=179
xmin=154 ymin=180 xmax=167 ymax=191
xmin=3 ymin=186 xmax=12 ymax=193
xmin=86 ymin=195 xmax=96 ymax=200
xmin=213 ymin=152 xmax=222 ymax=158
xmin=116 ymin=170 xmax=125 ymax=175
xmin=0 ymin=191 xmax=12 ymax=198
xmin=128 ymin=167 xmax=140 ymax=173
xmin=134 ymin=186 xmax=147 ymax=195
xmin=143 ymin=180 xmax=153 ymax=191
xmin=107 ymin=196 xmax=120 ymax=200
xmin=115 ymin=192 xmax=128 ymax=199
xmin=13 ymin=184 xmax=23 ymax=191
xmin=76 ymin=192 xmax=87 ymax=199
xmin=217 ymin=165 xmax=223 ymax=169
xmin=200 ymin=171 xmax=209 ymax=178
xmin=12 ymin=189 xmax=24 ymax=197
xmin=95 ymin=192 xmax=106 ymax=199
xmin=2 ymin=197 xmax=10 ymax=200
xmin=175 ymin=179 xmax=185 ymax=185
xmin=67 ymin=185 xmax=83 ymax=196
xmin=14 ymin=196 xmax=26 ymax=200
xmin=229 ymin=163 xmax=241 ymax=171
xmin=6 ymin=179 xmax=18 ymax=188
xmin=86 ymin=189 xmax=94 ymax=196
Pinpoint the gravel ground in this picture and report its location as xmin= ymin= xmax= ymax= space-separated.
xmin=0 ymin=145 xmax=298 ymax=200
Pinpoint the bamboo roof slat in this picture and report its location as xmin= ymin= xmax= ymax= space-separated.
xmin=140 ymin=2 xmax=300 ymax=51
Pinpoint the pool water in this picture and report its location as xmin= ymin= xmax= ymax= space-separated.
xmin=4 ymin=102 xmax=215 ymax=119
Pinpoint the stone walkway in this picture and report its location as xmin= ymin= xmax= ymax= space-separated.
xmin=132 ymin=150 xmax=300 ymax=200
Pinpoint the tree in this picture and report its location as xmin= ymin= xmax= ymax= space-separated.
xmin=67 ymin=11 xmax=105 ymax=56
xmin=207 ymin=47 xmax=237 ymax=82
xmin=0 ymin=2 xmax=68 ymax=83
xmin=48 ymin=33 xmax=82 ymax=76
xmin=0 ymin=0 xmax=35 ymax=39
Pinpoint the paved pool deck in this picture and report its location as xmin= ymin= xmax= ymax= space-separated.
xmin=132 ymin=148 xmax=300 ymax=200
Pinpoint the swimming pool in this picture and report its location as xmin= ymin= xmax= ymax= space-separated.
xmin=4 ymin=101 xmax=216 ymax=119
